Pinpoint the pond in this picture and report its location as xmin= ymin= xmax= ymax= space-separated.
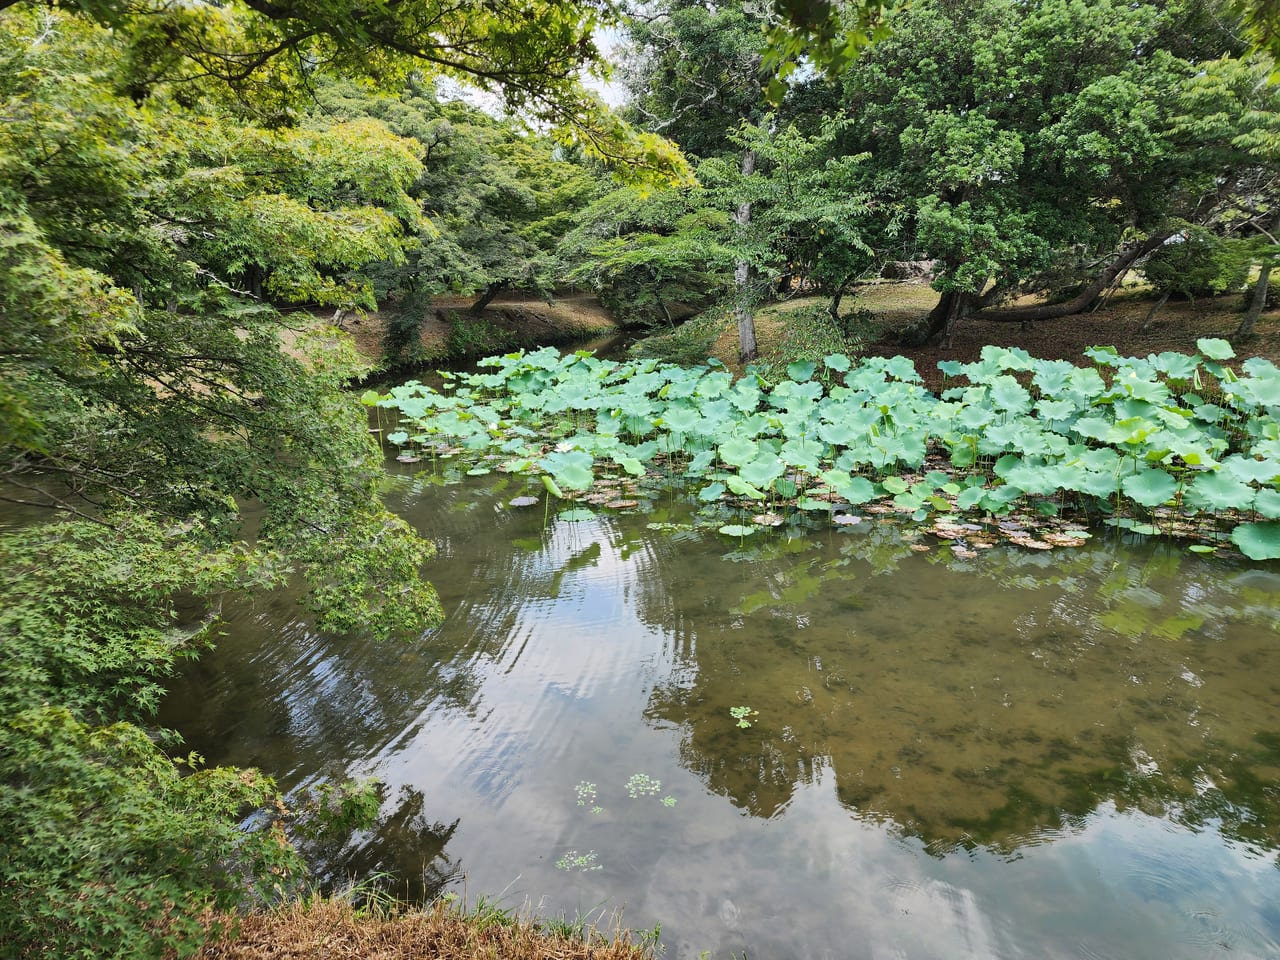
xmin=161 ymin=464 xmax=1280 ymax=960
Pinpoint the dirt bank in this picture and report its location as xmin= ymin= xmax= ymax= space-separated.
xmin=700 ymin=284 xmax=1280 ymax=389
xmin=329 ymin=293 xmax=621 ymax=370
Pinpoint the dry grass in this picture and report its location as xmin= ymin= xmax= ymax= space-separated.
xmin=196 ymin=899 xmax=655 ymax=960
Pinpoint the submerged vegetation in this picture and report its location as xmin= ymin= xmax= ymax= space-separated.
xmin=379 ymin=342 xmax=1280 ymax=559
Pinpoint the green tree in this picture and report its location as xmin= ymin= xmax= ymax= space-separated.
xmin=557 ymin=181 xmax=734 ymax=326
xmin=0 ymin=0 xmax=673 ymax=951
xmin=621 ymin=0 xmax=772 ymax=360
xmin=827 ymin=0 xmax=1270 ymax=344
xmin=315 ymin=78 xmax=598 ymax=356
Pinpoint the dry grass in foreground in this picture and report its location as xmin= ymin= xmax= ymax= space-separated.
xmin=196 ymin=898 xmax=655 ymax=960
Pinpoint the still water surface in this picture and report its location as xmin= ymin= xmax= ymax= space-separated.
xmin=163 ymin=466 xmax=1280 ymax=959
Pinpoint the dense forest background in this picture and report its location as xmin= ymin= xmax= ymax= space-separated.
xmin=3 ymin=0 xmax=1279 ymax=956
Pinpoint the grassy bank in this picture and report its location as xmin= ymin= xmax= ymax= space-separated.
xmin=196 ymin=897 xmax=656 ymax=960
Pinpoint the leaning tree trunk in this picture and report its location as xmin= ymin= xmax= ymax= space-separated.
xmin=471 ymin=281 xmax=505 ymax=314
xmin=734 ymin=148 xmax=757 ymax=364
xmin=1137 ymin=289 xmax=1171 ymax=332
xmin=1236 ymin=209 xmax=1280 ymax=340
xmin=973 ymin=232 xmax=1173 ymax=324
xmin=1238 ymin=261 xmax=1274 ymax=339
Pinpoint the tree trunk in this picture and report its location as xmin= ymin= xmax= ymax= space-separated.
xmin=829 ymin=288 xmax=844 ymax=325
xmin=1137 ymin=289 xmax=1171 ymax=332
xmin=734 ymin=148 xmax=757 ymax=364
xmin=973 ymin=232 xmax=1173 ymax=324
xmin=471 ymin=281 xmax=505 ymax=313
xmin=1236 ymin=209 xmax=1280 ymax=340
xmin=908 ymin=289 xmax=972 ymax=346
xmin=1237 ymin=261 xmax=1273 ymax=339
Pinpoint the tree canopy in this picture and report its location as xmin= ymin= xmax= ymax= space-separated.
xmin=0 ymin=0 xmax=682 ymax=952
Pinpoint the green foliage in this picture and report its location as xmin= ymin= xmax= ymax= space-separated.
xmin=620 ymin=0 xmax=769 ymax=161
xmin=1143 ymin=227 xmax=1253 ymax=299
xmin=1 ymin=9 xmax=442 ymax=641
xmin=446 ymin=311 xmax=502 ymax=359
xmin=0 ymin=706 xmax=295 ymax=960
xmin=0 ymin=518 xmax=296 ymax=959
xmin=319 ymin=77 xmax=601 ymax=354
xmin=0 ymin=518 xmax=273 ymax=722
xmin=629 ymin=311 xmax=730 ymax=366
xmin=0 ymin=8 xmax=483 ymax=955
xmin=756 ymin=304 xmax=867 ymax=381
xmin=558 ymin=183 xmax=735 ymax=325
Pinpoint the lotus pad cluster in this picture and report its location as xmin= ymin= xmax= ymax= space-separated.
xmin=372 ymin=339 xmax=1280 ymax=560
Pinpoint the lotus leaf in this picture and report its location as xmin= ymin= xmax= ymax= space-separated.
xmin=1221 ymin=455 xmax=1280 ymax=485
xmin=781 ymin=437 xmax=825 ymax=472
xmin=824 ymin=353 xmax=852 ymax=373
xmin=1196 ymin=337 xmax=1236 ymax=360
xmin=698 ymin=481 xmax=727 ymax=502
xmin=1002 ymin=462 xmax=1060 ymax=497
xmin=1186 ymin=471 xmax=1255 ymax=512
xmin=1231 ymin=521 xmax=1280 ymax=559
xmin=787 ymin=360 xmax=817 ymax=382
xmin=740 ymin=456 xmax=786 ymax=489
xmin=1035 ymin=399 xmax=1075 ymax=421
xmin=1253 ymin=487 xmax=1280 ymax=519
xmin=979 ymin=421 xmax=1024 ymax=454
xmin=559 ymin=508 xmax=596 ymax=522
xmin=662 ymin=404 xmax=701 ymax=434
xmin=1235 ymin=377 xmax=1280 ymax=409
xmin=1150 ymin=352 xmax=1198 ymax=379
xmin=881 ymin=476 xmax=909 ymax=495
xmin=725 ymin=475 xmax=765 ymax=500
xmin=817 ymin=420 xmax=861 ymax=446
xmin=981 ymin=485 xmax=1024 ymax=512
xmin=719 ymin=436 xmax=757 ymax=467
xmin=989 ymin=376 xmax=1032 ymax=415
xmin=1121 ymin=468 xmax=1179 ymax=507
xmin=820 ymin=471 xmax=877 ymax=504
xmin=539 ymin=449 xmax=595 ymax=491
xmin=718 ymin=524 xmax=757 ymax=537
xmin=957 ymin=405 xmax=995 ymax=430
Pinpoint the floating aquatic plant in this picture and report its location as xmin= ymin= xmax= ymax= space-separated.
xmin=378 ymin=341 xmax=1280 ymax=558
xmin=555 ymin=849 xmax=601 ymax=872
xmin=624 ymin=774 xmax=662 ymax=799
